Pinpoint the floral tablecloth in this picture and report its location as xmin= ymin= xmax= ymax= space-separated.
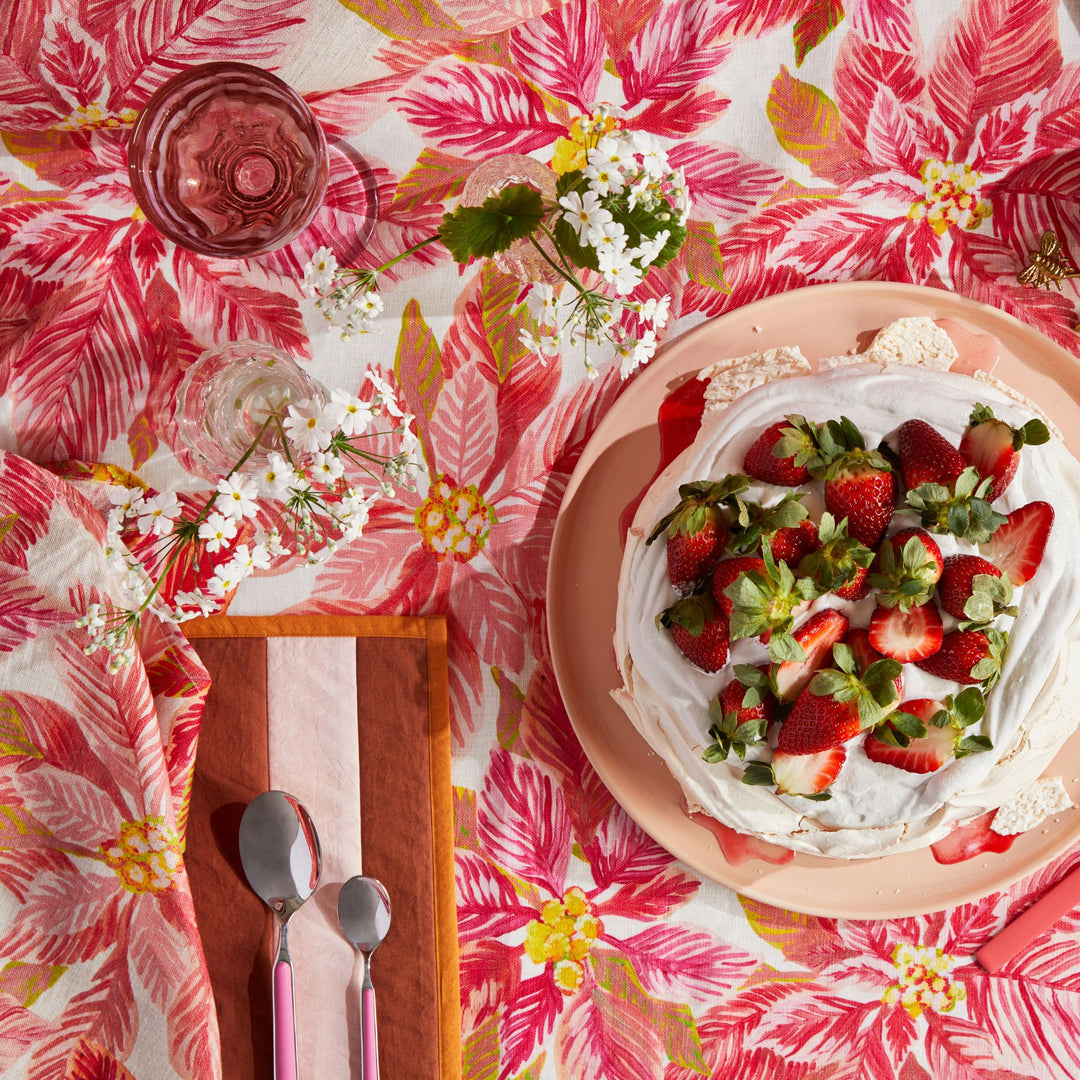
xmin=5 ymin=0 xmax=1080 ymax=1077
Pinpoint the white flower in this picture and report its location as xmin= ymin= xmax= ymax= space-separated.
xmin=302 ymin=246 xmax=338 ymax=297
xmin=311 ymin=451 xmax=345 ymax=484
xmin=133 ymin=491 xmax=182 ymax=536
xmin=597 ymin=245 xmax=643 ymax=295
xmin=284 ymin=399 xmax=334 ymax=452
xmin=254 ymin=528 xmax=290 ymax=559
xmin=631 ymin=131 xmax=669 ymax=177
xmin=583 ymin=163 xmax=625 ymax=196
xmin=625 ymin=174 xmax=652 ymax=212
xmin=365 ymin=371 xmax=404 ymax=418
xmin=525 ymin=283 xmax=560 ymax=327
xmin=558 ymin=189 xmax=612 ymax=241
xmin=519 ymin=327 xmax=561 ymax=359
xmin=206 ymin=549 xmax=253 ymax=597
xmin=108 ymin=485 xmax=143 ymax=519
xmin=615 ymin=329 xmax=657 ymax=378
xmin=198 ymin=512 xmax=239 ymax=553
xmin=256 ymin=452 xmax=297 ymax=498
xmin=357 ymin=290 xmax=383 ymax=319
xmin=323 ymin=388 xmax=374 ymax=437
xmin=214 ymin=474 xmax=259 ymax=520
xmin=76 ymin=604 xmax=107 ymax=634
xmin=629 ymin=229 xmax=670 ymax=269
xmin=174 ymin=590 xmax=220 ymax=617
xmin=638 ymin=295 xmax=671 ymax=330
xmin=585 ymin=220 xmax=627 ymax=255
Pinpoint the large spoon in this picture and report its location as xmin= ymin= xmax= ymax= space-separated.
xmin=337 ymin=876 xmax=392 ymax=1080
xmin=239 ymin=790 xmax=322 ymax=1080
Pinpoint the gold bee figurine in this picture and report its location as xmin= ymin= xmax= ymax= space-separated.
xmin=1017 ymin=229 xmax=1079 ymax=289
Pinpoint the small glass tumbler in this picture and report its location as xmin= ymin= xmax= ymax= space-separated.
xmin=176 ymin=341 xmax=329 ymax=475
xmin=128 ymin=62 xmax=329 ymax=258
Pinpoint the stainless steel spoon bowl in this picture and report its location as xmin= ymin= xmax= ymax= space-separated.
xmin=239 ymin=790 xmax=322 ymax=1080
xmin=338 ymin=876 xmax=392 ymax=1080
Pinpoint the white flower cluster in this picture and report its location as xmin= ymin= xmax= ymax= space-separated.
xmin=558 ymin=129 xmax=689 ymax=296
xmin=79 ymin=373 xmax=425 ymax=670
xmin=302 ymin=248 xmax=384 ymax=339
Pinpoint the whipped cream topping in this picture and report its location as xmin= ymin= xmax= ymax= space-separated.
xmin=613 ymin=363 xmax=1080 ymax=859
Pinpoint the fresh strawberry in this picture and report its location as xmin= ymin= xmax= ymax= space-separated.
xmin=843 ymin=627 xmax=904 ymax=700
xmin=719 ymin=668 xmax=776 ymax=727
xmin=647 ymin=476 xmax=748 ymax=592
xmin=898 ymin=419 xmax=966 ymax=491
xmin=904 ymin=465 xmax=1007 ymax=545
xmin=937 ymin=554 xmax=1013 ymax=622
xmin=824 ymin=451 xmax=896 ymax=548
xmin=959 ymin=403 xmax=1050 ymax=503
xmin=864 ymin=699 xmax=955 ymax=773
xmin=769 ymin=746 xmax=847 ymax=796
xmin=870 ymin=527 xmax=944 ymax=610
xmin=916 ymin=628 xmax=1007 ymax=687
xmin=930 ymin=810 xmax=1016 ymax=865
xmin=660 ymin=595 xmax=730 ymax=673
xmin=705 ymin=668 xmax=775 ymax=762
xmin=772 ymin=609 xmax=850 ymax=702
xmin=712 ymin=556 xmax=767 ymax=615
xmin=797 ymin=512 xmax=875 ymax=600
xmin=978 ymin=500 xmax=1054 ymax=585
xmin=867 ymin=602 xmax=943 ymax=663
xmin=777 ymin=683 xmax=861 ymax=753
xmin=768 ymin=517 xmax=820 ymax=565
xmin=742 ymin=416 xmax=821 ymax=486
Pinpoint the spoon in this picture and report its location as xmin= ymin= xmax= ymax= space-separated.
xmin=239 ymin=790 xmax=322 ymax=1080
xmin=337 ymin=876 xmax=392 ymax=1080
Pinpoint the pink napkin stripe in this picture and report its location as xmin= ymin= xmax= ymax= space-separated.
xmin=976 ymin=864 xmax=1080 ymax=973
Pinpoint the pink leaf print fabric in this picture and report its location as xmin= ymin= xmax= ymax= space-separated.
xmin=6 ymin=1 xmax=1080 ymax=1078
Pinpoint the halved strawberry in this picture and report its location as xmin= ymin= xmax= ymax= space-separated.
xmin=824 ymin=451 xmax=896 ymax=549
xmin=660 ymin=595 xmax=730 ymax=673
xmin=937 ymin=554 xmax=1013 ymax=622
xmin=867 ymin=602 xmax=943 ymax=663
xmin=959 ymin=403 xmax=1050 ymax=503
xmin=898 ymin=419 xmax=966 ymax=491
xmin=930 ymin=810 xmax=1016 ymax=865
xmin=978 ymin=500 xmax=1054 ymax=585
xmin=864 ymin=700 xmax=955 ymax=774
xmin=843 ymin=627 xmax=904 ymax=701
xmin=770 ymin=746 xmax=847 ymax=796
xmin=742 ymin=417 xmax=820 ymax=486
xmin=712 ymin=555 xmax=766 ymax=615
xmin=772 ymin=608 xmax=850 ymax=702
xmin=777 ymin=684 xmax=861 ymax=754
xmin=916 ymin=628 xmax=1007 ymax=687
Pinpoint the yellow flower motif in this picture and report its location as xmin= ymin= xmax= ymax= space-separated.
xmin=551 ymin=114 xmax=623 ymax=176
xmin=523 ymin=886 xmax=604 ymax=995
xmin=56 ymin=103 xmax=138 ymax=132
xmin=414 ymin=475 xmax=496 ymax=562
xmin=882 ymin=942 xmax=966 ymax=1018
xmin=908 ymin=159 xmax=992 ymax=236
xmin=99 ymin=816 xmax=182 ymax=895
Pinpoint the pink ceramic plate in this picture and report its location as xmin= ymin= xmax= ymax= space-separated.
xmin=547 ymin=281 xmax=1080 ymax=919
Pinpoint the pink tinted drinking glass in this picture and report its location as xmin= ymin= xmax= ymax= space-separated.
xmin=127 ymin=62 xmax=329 ymax=258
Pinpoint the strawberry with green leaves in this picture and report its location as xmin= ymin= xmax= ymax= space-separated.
xmin=703 ymin=666 xmax=775 ymax=763
xmin=772 ymin=608 xmax=850 ymax=702
xmin=865 ymin=690 xmax=992 ymax=773
xmin=721 ymin=548 xmax=823 ymax=662
xmin=898 ymin=419 xmax=967 ymax=491
xmin=816 ymin=417 xmax=897 ymax=548
xmin=797 ymin=513 xmax=875 ymax=600
xmin=798 ymin=641 xmax=904 ymax=734
xmin=742 ymin=415 xmax=824 ymax=486
xmin=844 ymin=627 xmax=904 ymax=701
xmin=937 ymin=554 xmax=1015 ymax=625
xmin=658 ymin=594 xmax=730 ymax=673
xmin=712 ymin=555 xmax=767 ymax=614
xmin=743 ymin=746 xmax=846 ymax=798
xmin=916 ymin=627 xmax=1008 ymax=689
xmin=869 ymin=528 xmax=944 ymax=611
xmin=959 ymin=403 xmax=1050 ymax=502
xmin=725 ymin=490 xmax=815 ymax=564
xmin=647 ymin=475 xmax=749 ymax=592
xmin=905 ymin=466 xmax=1008 ymax=544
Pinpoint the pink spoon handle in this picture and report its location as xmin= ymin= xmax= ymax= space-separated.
xmin=273 ymin=958 xmax=299 ymax=1080
xmin=362 ymin=983 xmax=378 ymax=1079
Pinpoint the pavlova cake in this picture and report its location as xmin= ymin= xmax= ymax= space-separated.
xmin=612 ymin=318 xmax=1080 ymax=859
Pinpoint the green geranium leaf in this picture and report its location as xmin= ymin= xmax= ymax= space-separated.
xmin=438 ymin=184 xmax=546 ymax=262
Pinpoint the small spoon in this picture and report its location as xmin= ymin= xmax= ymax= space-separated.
xmin=337 ymin=876 xmax=392 ymax=1080
xmin=239 ymin=791 xmax=322 ymax=1080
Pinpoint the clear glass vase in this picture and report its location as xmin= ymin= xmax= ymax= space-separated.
xmin=176 ymin=341 xmax=329 ymax=475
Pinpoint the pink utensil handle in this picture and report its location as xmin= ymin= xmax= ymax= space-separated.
xmin=976 ymin=863 xmax=1080 ymax=973
xmin=362 ymin=984 xmax=378 ymax=1079
xmin=273 ymin=959 xmax=299 ymax=1080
